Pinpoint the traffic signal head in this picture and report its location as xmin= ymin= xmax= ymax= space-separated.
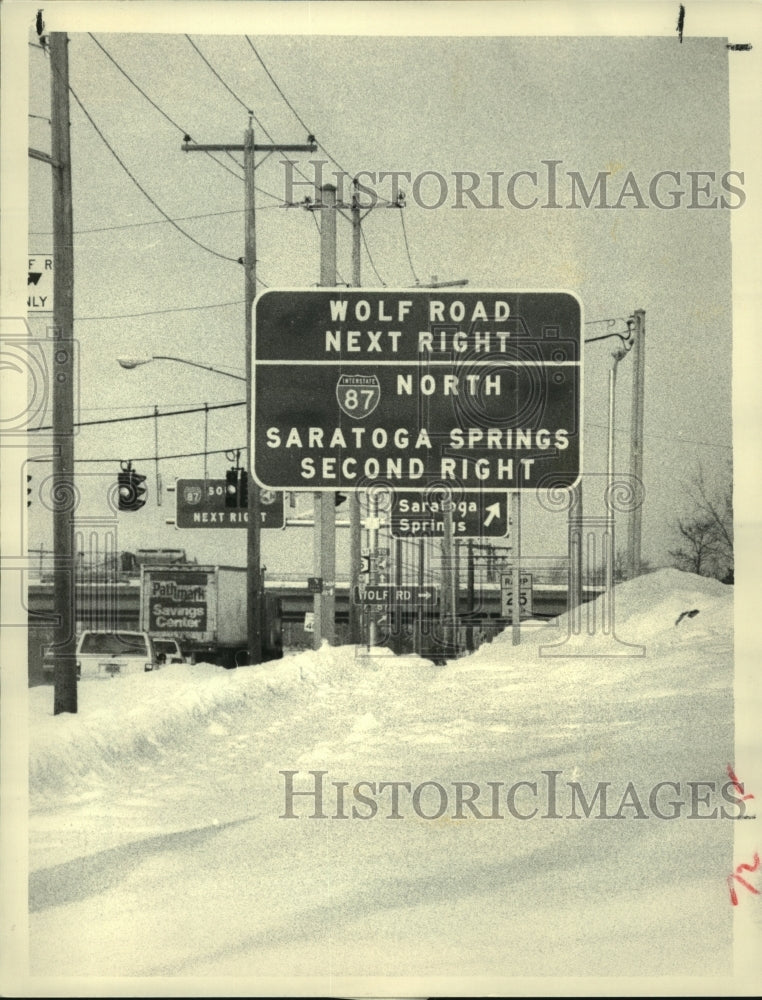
xmin=226 ymin=467 xmax=248 ymax=508
xmin=27 ymin=474 xmax=33 ymax=508
xmin=225 ymin=468 xmax=239 ymax=508
xmin=118 ymin=464 xmax=147 ymax=511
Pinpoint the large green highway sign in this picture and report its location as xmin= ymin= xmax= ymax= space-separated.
xmin=253 ymin=290 xmax=581 ymax=492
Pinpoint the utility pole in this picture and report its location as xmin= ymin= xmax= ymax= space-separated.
xmin=627 ymin=309 xmax=646 ymax=579
xmin=183 ymin=124 xmax=316 ymax=664
xmin=49 ymin=33 xmax=77 ymax=714
xmin=348 ymin=188 xmax=363 ymax=644
xmin=605 ymin=343 xmax=629 ymax=632
xmin=466 ymin=540 xmax=475 ymax=652
xmin=568 ymin=480 xmax=583 ymax=615
xmin=314 ymin=183 xmax=337 ymax=648
xmin=441 ymin=499 xmax=454 ymax=656
xmin=416 ymin=536 xmax=426 ymax=655
xmin=511 ymin=492 xmax=522 ymax=646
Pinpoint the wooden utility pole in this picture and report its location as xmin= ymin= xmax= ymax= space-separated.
xmin=627 ymin=309 xmax=646 ymax=579
xmin=348 ymin=189 xmax=363 ymax=644
xmin=49 ymin=33 xmax=77 ymax=714
xmin=313 ymin=183 xmax=337 ymax=648
xmin=183 ymin=125 xmax=316 ymax=663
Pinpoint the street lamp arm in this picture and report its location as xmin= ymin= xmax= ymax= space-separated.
xmin=585 ymin=317 xmax=636 ymax=354
xmin=584 ymin=329 xmax=631 ymax=346
xmin=152 ymin=356 xmax=246 ymax=380
xmin=117 ymin=355 xmax=246 ymax=381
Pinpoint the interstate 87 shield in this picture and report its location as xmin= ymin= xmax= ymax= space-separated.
xmin=252 ymin=290 xmax=581 ymax=492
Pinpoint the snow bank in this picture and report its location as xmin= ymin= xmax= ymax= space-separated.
xmin=28 ymin=644 xmax=437 ymax=795
xmin=30 ymin=570 xmax=732 ymax=795
xmin=435 ymin=568 xmax=733 ymax=735
xmin=474 ymin=568 xmax=731 ymax=655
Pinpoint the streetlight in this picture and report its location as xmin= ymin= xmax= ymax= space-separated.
xmin=587 ymin=319 xmax=636 ymax=638
xmin=117 ymin=352 xmax=263 ymax=665
xmin=117 ymin=355 xmax=245 ymax=381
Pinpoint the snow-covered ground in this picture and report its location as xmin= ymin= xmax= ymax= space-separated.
xmin=27 ymin=570 xmax=748 ymax=988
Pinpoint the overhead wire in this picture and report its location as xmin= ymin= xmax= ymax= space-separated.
xmin=75 ymin=299 xmax=245 ymax=321
xmin=30 ymin=399 xmax=244 ymax=432
xmin=88 ymin=33 xmax=247 ymax=184
xmin=29 ymin=446 xmax=246 ymax=464
xmin=245 ymin=34 xmax=427 ymax=281
xmin=68 ymin=83 xmax=241 ymax=264
xmin=398 ymin=207 xmax=420 ymax=286
xmin=586 ymin=422 xmax=729 ymax=451
xmin=360 ymin=219 xmax=387 ymax=286
xmin=185 ymin=34 xmax=274 ymax=141
xmin=187 ymin=33 xmax=405 ymax=287
xmin=244 ymin=35 xmax=352 ymax=178
xmin=30 ymin=205 xmax=281 ymax=239
xmin=183 ymin=34 xmax=334 ymax=282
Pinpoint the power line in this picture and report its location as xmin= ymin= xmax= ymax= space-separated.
xmin=88 ymin=33 xmax=246 ymax=185
xmin=398 ymin=208 xmax=420 ymax=286
xmin=29 ymin=445 xmax=245 ymax=465
xmin=360 ymin=218 xmax=387 ymax=286
xmin=185 ymin=35 xmax=273 ymax=141
xmin=244 ymin=36 xmax=352 ymax=178
xmin=587 ymin=421 xmax=730 ymax=450
xmin=29 ymin=205 xmax=283 ymax=238
xmin=68 ymin=84 xmax=241 ymax=265
xmin=242 ymin=38 xmax=419 ymax=279
xmin=75 ymin=299 xmax=245 ymax=321
xmin=30 ymin=399 xmax=244 ymax=432
xmin=77 ymin=400 xmax=239 ymax=413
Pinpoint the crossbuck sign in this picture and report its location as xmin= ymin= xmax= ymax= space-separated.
xmin=253 ymin=290 xmax=581 ymax=492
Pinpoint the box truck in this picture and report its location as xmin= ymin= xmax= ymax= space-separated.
xmin=139 ymin=564 xmax=282 ymax=667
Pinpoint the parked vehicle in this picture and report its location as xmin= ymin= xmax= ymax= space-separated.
xmin=152 ymin=637 xmax=186 ymax=665
xmin=139 ymin=564 xmax=283 ymax=668
xmin=76 ymin=630 xmax=159 ymax=678
xmin=42 ymin=641 xmax=83 ymax=680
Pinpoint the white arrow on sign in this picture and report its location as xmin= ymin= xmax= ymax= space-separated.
xmin=484 ymin=502 xmax=502 ymax=528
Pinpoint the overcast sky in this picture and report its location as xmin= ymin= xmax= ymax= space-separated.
xmin=17 ymin=5 xmax=746 ymax=575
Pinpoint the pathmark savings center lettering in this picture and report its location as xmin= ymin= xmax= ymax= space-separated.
xmin=253 ymin=290 xmax=581 ymax=491
xmin=148 ymin=572 xmax=209 ymax=632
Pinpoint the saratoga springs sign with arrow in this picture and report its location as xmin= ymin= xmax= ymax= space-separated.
xmin=252 ymin=290 xmax=582 ymax=492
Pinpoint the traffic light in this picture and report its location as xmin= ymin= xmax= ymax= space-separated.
xmin=225 ymin=467 xmax=248 ymax=508
xmin=225 ymin=467 xmax=239 ymax=508
xmin=27 ymin=474 xmax=33 ymax=508
xmin=118 ymin=462 xmax=147 ymax=512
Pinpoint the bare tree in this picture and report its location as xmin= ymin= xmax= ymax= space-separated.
xmin=669 ymin=517 xmax=722 ymax=576
xmin=669 ymin=464 xmax=733 ymax=582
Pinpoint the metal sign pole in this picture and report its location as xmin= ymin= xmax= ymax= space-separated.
xmin=512 ymin=491 xmax=522 ymax=646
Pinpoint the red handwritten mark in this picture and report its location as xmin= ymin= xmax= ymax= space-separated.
xmin=726 ymin=765 xmax=755 ymax=801
xmin=727 ymin=852 xmax=760 ymax=906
